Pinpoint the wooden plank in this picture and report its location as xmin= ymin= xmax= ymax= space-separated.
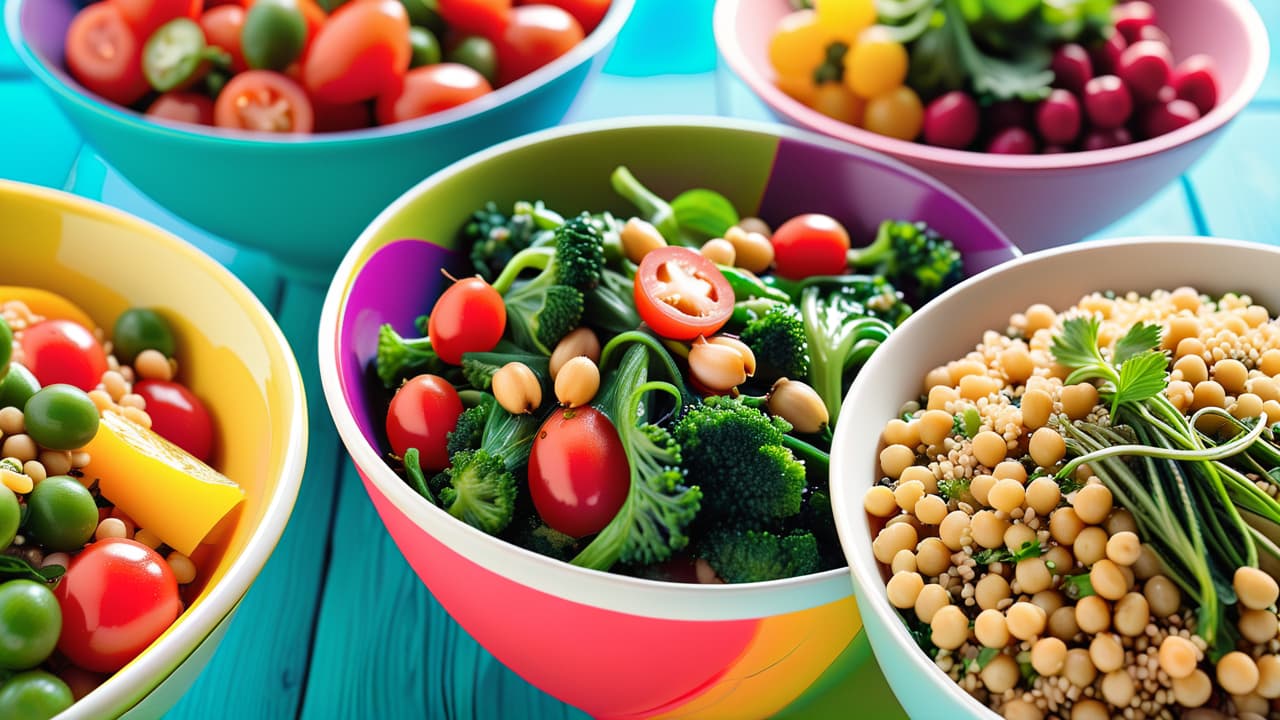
xmin=1185 ymin=108 xmax=1280 ymax=243
xmin=0 ymin=81 xmax=84 ymax=188
xmin=166 ymin=280 xmax=346 ymax=720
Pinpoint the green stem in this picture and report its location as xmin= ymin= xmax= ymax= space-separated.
xmin=490 ymin=247 xmax=553 ymax=294
xmin=781 ymin=434 xmax=830 ymax=475
xmin=1057 ymin=416 xmax=1267 ymax=481
xmin=600 ymin=330 xmax=686 ymax=390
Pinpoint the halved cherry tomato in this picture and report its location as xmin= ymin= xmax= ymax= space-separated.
xmin=427 ymin=276 xmax=505 ymax=365
xmin=20 ymin=319 xmax=109 ymax=392
xmin=109 ymin=0 xmax=201 ymax=38
xmin=199 ymin=5 xmax=248 ymax=72
xmin=141 ymin=17 xmax=210 ymax=92
xmin=146 ymin=91 xmax=216 ymax=124
xmin=386 ymin=374 xmax=463 ymax=471
xmin=633 ymin=247 xmax=735 ymax=341
xmin=437 ymin=0 xmax=511 ymax=40
xmin=527 ymin=406 xmax=629 ymax=538
xmin=519 ymin=0 xmax=608 ymax=34
xmin=54 ymin=538 xmax=182 ymax=673
xmin=302 ymin=0 xmax=410 ymax=104
xmin=133 ymin=380 xmax=215 ymax=463
xmin=494 ymin=4 xmax=583 ymax=85
xmin=213 ymin=70 xmax=315 ymax=132
xmin=312 ymin=99 xmax=373 ymax=132
xmin=770 ymin=213 xmax=851 ymax=279
xmin=375 ymin=63 xmax=491 ymax=125
xmin=64 ymin=2 xmax=151 ymax=107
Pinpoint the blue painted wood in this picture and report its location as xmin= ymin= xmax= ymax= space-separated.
xmin=0 ymin=80 xmax=83 ymax=187
xmin=1254 ymin=0 xmax=1280 ymax=103
xmin=1185 ymin=108 xmax=1280 ymax=242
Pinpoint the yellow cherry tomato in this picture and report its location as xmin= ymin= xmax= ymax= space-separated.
xmin=769 ymin=10 xmax=833 ymax=79
xmin=814 ymin=0 xmax=876 ymax=40
xmin=776 ymin=73 xmax=820 ymax=106
xmin=843 ymin=26 xmax=909 ymax=99
xmin=863 ymin=85 xmax=924 ymax=140
xmin=811 ymin=83 xmax=865 ymax=125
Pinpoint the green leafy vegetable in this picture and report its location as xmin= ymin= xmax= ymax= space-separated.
xmin=670 ymin=189 xmax=739 ymax=239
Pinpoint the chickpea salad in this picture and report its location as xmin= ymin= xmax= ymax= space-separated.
xmin=372 ymin=166 xmax=969 ymax=584
xmin=866 ymin=288 xmax=1280 ymax=719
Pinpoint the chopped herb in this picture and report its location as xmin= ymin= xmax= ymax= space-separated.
xmin=973 ymin=539 xmax=1044 ymax=565
xmin=976 ymin=646 xmax=1001 ymax=670
xmin=938 ymin=476 xmax=970 ymax=502
xmin=0 ymin=555 xmax=64 ymax=583
xmin=1062 ymin=572 xmax=1096 ymax=599
xmin=1017 ymin=650 xmax=1039 ymax=685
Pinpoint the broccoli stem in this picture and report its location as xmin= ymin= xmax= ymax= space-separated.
xmin=490 ymin=247 xmax=554 ymax=294
xmin=781 ymin=434 xmax=829 ymax=475
xmin=610 ymin=166 xmax=682 ymax=245
xmin=600 ymin=331 xmax=687 ymax=392
xmin=403 ymin=448 xmax=435 ymax=504
xmin=457 ymin=389 xmax=488 ymax=407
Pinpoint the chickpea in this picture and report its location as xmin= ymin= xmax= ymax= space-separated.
xmin=1031 ymin=590 xmax=1064 ymax=617
xmin=923 ymin=367 xmax=951 ymax=392
xmin=914 ymin=583 xmax=950 ymax=624
xmin=1255 ymin=655 xmax=1280 ymax=699
xmin=1235 ymin=694 xmax=1269 ymax=716
xmin=1265 ymin=399 xmax=1280 ymax=425
xmin=1087 ymin=632 xmax=1124 ymax=673
xmin=915 ymin=538 xmax=951 ymax=577
xmin=988 ymin=478 xmax=1026 ymax=514
xmin=948 ymin=359 xmax=986 ymax=384
xmin=549 ymin=327 xmax=601 ymax=380
xmin=700 ymin=238 xmax=736 ymax=266
xmin=1234 ymin=566 xmax=1279 ymax=610
xmin=1043 ymin=545 xmax=1073 ymax=577
xmin=1157 ymin=635 xmax=1200 ymax=679
xmin=891 ymin=481 xmax=924 ymax=514
xmin=1217 ymin=651 xmax=1260 ymax=696
xmin=1072 ymin=484 xmax=1113 ymax=525
xmin=972 ymin=431 xmax=1007 ymax=468
xmin=1072 ymin=526 xmax=1108 ymax=567
xmin=1021 ymin=389 xmax=1053 ymax=430
xmin=1063 ymin=648 xmax=1098 ymax=688
xmin=886 ymin=571 xmax=924 ymax=609
xmin=492 ymin=362 xmax=543 ymax=414
xmin=725 ymin=227 xmax=774 ymax=273
xmin=914 ymin=495 xmax=947 ymax=526
xmin=1100 ymin=669 xmax=1135 ymax=707
xmin=971 ymin=510 xmax=1009 ymax=549
xmin=1113 ymin=592 xmax=1150 ymax=637
xmin=1016 ymin=558 xmax=1053 ymax=595
xmin=1167 ymin=380 xmax=1195 ymax=412
xmin=1031 ymin=636 xmax=1067 ymax=676
xmin=134 ymin=528 xmax=162 ymax=549
xmin=975 ymin=608 xmax=1011 ymax=648
xmin=1192 ymin=380 xmax=1227 ymax=412
xmin=1024 ymin=304 xmax=1056 ymax=334
xmin=1174 ymin=354 xmax=1209 ymax=385
xmin=620 ymin=217 xmax=667 ymax=264
xmin=976 ymin=573 xmax=1012 ymax=611
xmin=688 ymin=339 xmax=749 ymax=394
xmin=1238 ymin=609 xmax=1278 ymax=645
xmin=1003 ymin=523 xmax=1036 ymax=552
xmin=1028 ymin=427 xmax=1066 ymax=468
xmin=1233 ymin=392 xmax=1265 ymax=422
xmin=927 ymin=385 xmax=958 ymax=412
xmin=873 ymin=523 xmax=918 ymax=565
xmin=1050 ymin=507 xmax=1086 ymax=546
xmin=938 ymin=511 xmax=970 ymax=551
xmin=930 ymin=605 xmax=970 ymax=650
xmin=1000 ymin=346 xmax=1034 ymax=384
xmin=891 ymin=549 xmax=917 ymax=575
xmin=1213 ymin=358 xmax=1249 ymax=394
xmin=1023 ymin=477 xmax=1060 ymax=516
xmin=970 ymin=474 xmax=996 ymax=507
xmin=134 ymin=349 xmax=173 ymax=381
xmin=899 ymin=465 xmax=937 ymax=494
xmin=1075 ymin=595 xmax=1111 ymax=634
xmin=992 ymin=460 xmax=1027 ymax=483
xmin=959 ymin=374 xmax=1000 ymax=401
xmin=864 ymin=486 xmax=898 ymax=517
xmin=1132 ymin=545 xmax=1163 ymax=581
xmin=1000 ymin=700 xmax=1042 ymax=720
xmin=1048 ymin=605 xmax=1079 ymax=640
xmin=0 ymin=407 xmax=22 ymax=434
xmin=1006 ymin=601 xmax=1046 ymax=641
xmin=553 ymin=356 xmax=600 ymax=408
xmin=767 ymin=378 xmax=828 ymax=433
xmin=981 ymin=653 xmax=1020 ymax=694
xmin=1 ymin=435 xmax=36 ymax=463
xmin=1144 ymin=575 xmax=1182 ymax=619
xmin=1070 ymin=699 xmax=1108 ymax=720
xmin=1173 ymin=669 xmax=1213 ymax=707
xmin=1089 ymin=559 xmax=1129 ymax=601
xmin=878 ymin=445 xmax=915 ymax=480
xmin=1104 ymin=531 xmax=1141 ymax=566
xmin=1060 ymin=383 xmax=1099 ymax=421
xmin=881 ymin=418 xmax=919 ymax=447
xmin=1250 ymin=375 xmax=1280 ymax=402
xmin=918 ymin=409 xmax=954 ymax=445
xmin=1164 ymin=315 xmax=1201 ymax=350
xmin=95 ymin=517 xmax=128 ymax=541
xmin=1104 ymin=509 xmax=1138 ymax=536
xmin=167 ymin=552 xmax=197 ymax=585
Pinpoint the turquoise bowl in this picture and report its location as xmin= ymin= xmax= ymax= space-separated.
xmin=5 ymin=0 xmax=634 ymax=282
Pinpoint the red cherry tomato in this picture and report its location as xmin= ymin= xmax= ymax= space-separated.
xmin=386 ymin=374 xmax=463 ymax=471
xmin=132 ymin=380 xmax=215 ymax=462
xmin=518 ymin=0 xmax=608 ymax=34
xmin=64 ymin=2 xmax=151 ymax=107
xmin=375 ymin=63 xmax=492 ymax=125
xmin=770 ymin=214 xmax=851 ymax=279
xmin=54 ymin=538 xmax=182 ymax=673
xmin=527 ymin=406 xmax=630 ymax=538
xmin=437 ymin=0 xmax=512 ymax=39
xmin=198 ymin=5 xmax=248 ymax=72
xmin=109 ymin=0 xmax=201 ymax=38
xmin=313 ymin=99 xmax=374 ymax=132
xmin=633 ymin=247 xmax=735 ymax=341
xmin=426 ymin=275 xmax=506 ymax=366
xmin=302 ymin=0 xmax=411 ymax=104
xmin=213 ymin=70 xmax=314 ymax=132
xmin=494 ymin=4 xmax=583 ymax=85
xmin=146 ymin=91 xmax=215 ymax=124
xmin=20 ymin=319 xmax=108 ymax=392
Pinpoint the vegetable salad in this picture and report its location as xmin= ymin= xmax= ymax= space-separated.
xmin=867 ymin=288 xmax=1280 ymax=719
xmin=0 ymin=290 xmax=242 ymax=717
xmin=373 ymin=167 xmax=968 ymax=584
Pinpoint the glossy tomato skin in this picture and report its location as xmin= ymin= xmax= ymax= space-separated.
xmin=146 ymin=91 xmax=216 ymax=124
xmin=633 ymin=247 xmax=735 ymax=341
xmin=427 ymin=276 xmax=505 ymax=365
xmin=20 ymin=320 xmax=108 ymax=392
xmin=65 ymin=3 xmax=151 ymax=107
xmin=375 ymin=63 xmax=491 ymax=125
xmin=132 ymin=380 xmax=215 ymax=462
xmin=494 ymin=4 xmax=583 ymax=85
xmin=528 ymin=406 xmax=629 ymax=538
xmin=214 ymin=69 xmax=315 ymax=132
xmin=302 ymin=0 xmax=411 ymax=104
xmin=386 ymin=374 xmax=463 ymax=471
xmin=770 ymin=214 xmax=851 ymax=279
xmin=54 ymin=538 xmax=182 ymax=674
xmin=312 ymin=99 xmax=374 ymax=132
xmin=110 ymin=0 xmax=201 ymax=38
xmin=519 ymin=0 xmax=607 ymax=34
xmin=437 ymin=0 xmax=511 ymax=39
xmin=199 ymin=4 xmax=249 ymax=72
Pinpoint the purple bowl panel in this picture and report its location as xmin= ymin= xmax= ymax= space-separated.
xmin=21 ymin=0 xmax=72 ymax=64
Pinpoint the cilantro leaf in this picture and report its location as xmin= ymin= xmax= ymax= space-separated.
xmin=1062 ymin=572 xmax=1096 ymax=599
xmin=1113 ymin=350 xmax=1170 ymax=413
xmin=1051 ymin=317 xmax=1104 ymax=371
xmin=976 ymin=646 xmax=1001 ymax=670
xmin=1112 ymin=322 xmax=1162 ymax=364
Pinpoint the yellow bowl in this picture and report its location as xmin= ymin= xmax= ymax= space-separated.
xmin=0 ymin=180 xmax=307 ymax=718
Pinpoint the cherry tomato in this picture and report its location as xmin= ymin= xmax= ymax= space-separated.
xmin=842 ymin=26 xmax=907 ymax=99
xmin=426 ymin=276 xmax=506 ymax=366
xmin=109 ymin=0 xmax=201 ymax=38
xmin=519 ymin=0 xmax=608 ymax=34
xmin=768 ymin=10 xmax=830 ymax=80
xmin=64 ymin=2 xmax=151 ymax=107
xmin=633 ymin=247 xmax=734 ymax=341
xmin=313 ymin=99 xmax=374 ymax=132
xmin=770 ymin=214 xmax=851 ymax=280
xmin=214 ymin=70 xmax=315 ymax=132
xmin=813 ymin=0 xmax=874 ymax=40
xmin=20 ymin=319 xmax=108 ymax=392
xmin=199 ymin=5 xmax=248 ymax=72
xmin=386 ymin=374 xmax=463 ymax=471
xmin=133 ymin=380 xmax=215 ymax=462
xmin=437 ymin=0 xmax=511 ymax=39
xmin=863 ymin=85 xmax=924 ymax=141
xmin=302 ymin=0 xmax=411 ymax=104
xmin=494 ymin=4 xmax=583 ymax=85
xmin=810 ymin=83 xmax=864 ymax=125
xmin=376 ymin=63 xmax=492 ymax=125
xmin=527 ymin=406 xmax=629 ymax=538
xmin=54 ymin=538 xmax=182 ymax=673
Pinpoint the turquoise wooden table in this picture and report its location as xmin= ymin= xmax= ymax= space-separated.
xmin=1 ymin=0 xmax=1278 ymax=716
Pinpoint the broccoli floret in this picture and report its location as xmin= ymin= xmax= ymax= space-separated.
xmin=375 ymin=323 xmax=446 ymax=388
xmin=463 ymin=200 xmax=562 ymax=281
xmin=554 ymin=215 xmax=606 ymax=290
xmin=490 ymin=245 xmax=587 ymax=355
xmin=699 ymin=528 xmax=820 ymax=583
xmin=800 ymin=283 xmax=898 ymax=424
xmin=570 ymin=339 xmax=702 ymax=571
xmin=849 ymin=220 xmax=964 ymax=303
xmin=506 ymin=514 xmax=580 ymax=562
xmin=445 ymin=395 xmax=494 ymax=457
xmin=674 ymin=396 xmax=806 ymax=526
xmin=460 ymin=346 xmax=551 ymax=391
xmin=740 ymin=304 xmax=810 ymax=381
xmin=436 ymin=395 xmax=541 ymax=535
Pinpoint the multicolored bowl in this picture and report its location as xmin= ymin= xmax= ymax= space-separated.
xmin=4 ymin=0 xmax=634 ymax=282
xmin=318 ymin=116 xmax=1017 ymax=719
xmin=714 ymin=0 xmax=1269 ymax=252
xmin=0 ymin=180 xmax=307 ymax=718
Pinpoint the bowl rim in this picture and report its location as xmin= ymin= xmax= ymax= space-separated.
xmin=3 ymin=0 xmax=635 ymax=147
xmin=713 ymin=0 xmax=1271 ymax=172
xmin=828 ymin=235 xmax=1276 ymax=718
xmin=317 ymin=113 xmax=1017 ymax=622
xmin=0 ymin=180 xmax=309 ymax=720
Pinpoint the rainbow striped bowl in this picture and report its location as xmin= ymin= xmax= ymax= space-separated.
xmin=317 ymin=116 xmax=1017 ymax=719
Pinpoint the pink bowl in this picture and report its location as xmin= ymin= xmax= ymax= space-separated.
xmin=715 ymin=0 xmax=1270 ymax=252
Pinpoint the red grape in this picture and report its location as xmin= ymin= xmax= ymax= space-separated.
xmin=922 ymin=91 xmax=980 ymax=149
xmin=1084 ymin=75 xmax=1134 ymax=130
